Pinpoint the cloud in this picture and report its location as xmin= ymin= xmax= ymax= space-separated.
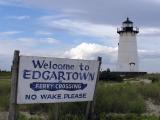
xmin=17 ymin=37 xmax=60 ymax=47
xmin=0 ymin=37 xmax=61 ymax=70
xmin=35 ymin=31 xmax=53 ymax=36
xmin=63 ymin=43 xmax=160 ymax=72
xmin=0 ymin=0 xmax=23 ymax=6
xmin=139 ymin=49 xmax=160 ymax=59
xmin=40 ymin=17 xmax=160 ymax=38
xmin=39 ymin=15 xmax=71 ymax=20
xmin=0 ymin=37 xmax=60 ymax=55
xmin=7 ymin=15 xmax=30 ymax=20
xmin=138 ymin=49 xmax=160 ymax=72
xmin=0 ymin=54 xmax=12 ymax=71
xmin=0 ymin=38 xmax=160 ymax=72
xmin=63 ymin=42 xmax=117 ymax=63
xmin=0 ymin=31 xmax=21 ymax=36
xmin=63 ymin=42 xmax=118 ymax=70
xmin=20 ymin=0 xmax=160 ymax=27
xmin=1 ymin=0 xmax=160 ymax=72
xmin=145 ymin=0 xmax=160 ymax=4
xmin=40 ymin=17 xmax=117 ymax=38
xmin=1 ymin=0 xmax=160 ymax=27
xmin=140 ymin=27 xmax=160 ymax=36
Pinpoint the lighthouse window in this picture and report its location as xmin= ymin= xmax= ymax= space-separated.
xmin=123 ymin=23 xmax=127 ymax=27
xmin=123 ymin=23 xmax=133 ymax=27
xmin=128 ymin=23 xmax=133 ymax=27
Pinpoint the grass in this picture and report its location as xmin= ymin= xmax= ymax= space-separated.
xmin=18 ymin=112 xmax=43 ymax=120
xmin=0 ymin=71 xmax=11 ymax=79
xmin=1 ymin=71 xmax=160 ymax=119
xmin=139 ymin=73 xmax=160 ymax=83
xmin=100 ymin=113 xmax=160 ymax=120
xmin=138 ymin=82 xmax=160 ymax=104
xmin=96 ymin=82 xmax=146 ymax=114
xmin=0 ymin=79 xmax=10 ymax=111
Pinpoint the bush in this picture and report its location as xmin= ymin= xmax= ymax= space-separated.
xmin=105 ymin=114 xmax=159 ymax=120
xmin=140 ymin=73 xmax=160 ymax=83
xmin=99 ymin=71 xmax=123 ymax=82
xmin=1 ymin=71 xmax=160 ymax=118
xmin=18 ymin=112 xmax=43 ymax=120
xmin=27 ymin=104 xmax=50 ymax=114
xmin=18 ymin=113 xmax=28 ymax=120
xmin=96 ymin=82 xmax=146 ymax=114
xmin=60 ymin=114 xmax=83 ymax=120
xmin=48 ymin=106 xmax=84 ymax=120
xmin=138 ymin=83 xmax=160 ymax=104
xmin=60 ymin=102 xmax=86 ymax=115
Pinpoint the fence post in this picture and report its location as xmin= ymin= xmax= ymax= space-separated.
xmin=84 ymin=57 xmax=102 ymax=120
xmin=8 ymin=50 xmax=20 ymax=120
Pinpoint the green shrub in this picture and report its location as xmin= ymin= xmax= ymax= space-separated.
xmin=96 ymin=82 xmax=146 ymax=114
xmin=140 ymin=73 xmax=160 ymax=83
xmin=49 ymin=106 xmax=84 ymax=120
xmin=105 ymin=114 xmax=159 ymax=120
xmin=138 ymin=83 xmax=160 ymax=104
xmin=60 ymin=114 xmax=83 ymax=120
xmin=99 ymin=71 xmax=123 ymax=82
xmin=18 ymin=112 xmax=43 ymax=120
xmin=99 ymin=112 xmax=106 ymax=120
xmin=0 ymin=79 xmax=10 ymax=111
xmin=18 ymin=112 xmax=28 ymax=120
xmin=1 ymin=72 xmax=160 ymax=118
xmin=60 ymin=102 xmax=86 ymax=115
xmin=48 ymin=105 xmax=57 ymax=120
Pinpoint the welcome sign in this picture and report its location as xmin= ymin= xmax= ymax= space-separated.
xmin=17 ymin=56 xmax=99 ymax=104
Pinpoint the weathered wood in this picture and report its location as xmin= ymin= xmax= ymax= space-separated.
xmin=84 ymin=57 xmax=102 ymax=120
xmin=84 ymin=101 xmax=91 ymax=120
xmin=54 ymin=103 xmax=59 ymax=120
xmin=8 ymin=50 xmax=20 ymax=120
xmin=90 ymin=57 xmax=102 ymax=120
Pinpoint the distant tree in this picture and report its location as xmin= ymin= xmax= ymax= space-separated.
xmin=99 ymin=70 xmax=123 ymax=82
xmin=106 ymin=68 xmax=110 ymax=73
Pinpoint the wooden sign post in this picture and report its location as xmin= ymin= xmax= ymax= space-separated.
xmin=84 ymin=57 xmax=102 ymax=120
xmin=54 ymin=103 xmax=59 ymax=120
xmin=8 ymin=50 xmax=20 ymax=120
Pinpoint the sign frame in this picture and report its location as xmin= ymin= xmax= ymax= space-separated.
xmin=8 ymin=50 xmax=102 ymax=120
xmin=17 ymin=55 xmax=99 ymax=104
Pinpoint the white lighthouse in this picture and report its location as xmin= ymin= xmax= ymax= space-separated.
xmin=117 ymin=18 xmax=139 ymax=72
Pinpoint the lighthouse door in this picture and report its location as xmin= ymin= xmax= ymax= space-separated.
xmin=129 ymin=62 xmax=135 ymax=72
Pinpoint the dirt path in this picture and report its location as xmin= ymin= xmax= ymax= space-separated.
xmin=0 ymin=112 xmax=8 ymax=120
xmin=146 ymin=99 xmax=160 ymax=116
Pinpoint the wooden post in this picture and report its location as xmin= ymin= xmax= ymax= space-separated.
xmin=8 ymin=50 xmax=20 ymax=120
xmin=54 ymin=103 xmax=59 ymax=120
xmin=84 ymin=57 xmax=102 ymax=120
xmin=84 ymin=101 xmax=91 ymax=120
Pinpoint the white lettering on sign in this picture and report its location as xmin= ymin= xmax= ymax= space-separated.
xmin=17 ymin=56 xmax=99 ymax=104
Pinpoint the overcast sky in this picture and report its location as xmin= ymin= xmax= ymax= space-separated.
xmin=0 ymin=0 xmax=160 ymax=72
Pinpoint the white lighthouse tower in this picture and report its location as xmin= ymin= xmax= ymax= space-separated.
xmin=117 ymin=18 xmax=139 ymax=72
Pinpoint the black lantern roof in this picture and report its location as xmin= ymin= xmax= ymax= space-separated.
xmin=123 ymin=17 xmax=133 ymax=24
xmin=117 ymin=17 xmax=139 ymax=34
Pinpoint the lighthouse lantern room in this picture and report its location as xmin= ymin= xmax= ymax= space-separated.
xmin=117 ymin=18 xmax=139 ymax=72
